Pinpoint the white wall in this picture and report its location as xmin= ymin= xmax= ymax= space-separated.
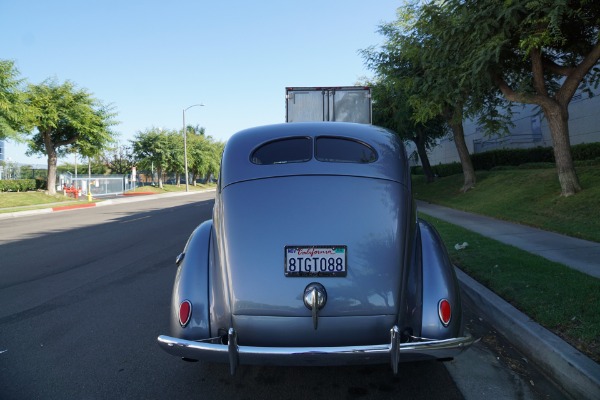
xmin=425 ymin=94 xmax=600 ymax=166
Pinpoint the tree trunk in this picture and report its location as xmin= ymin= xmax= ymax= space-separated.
xmin=543 ymin=102 xmax=581 ymax=196
xmin=158 ymin=167 xmax=164 ymax=189
xmin=43 ymin=132 xmax=59 ymax=195
xmin=46 ymin=152 xmax=58 ymax=195
xmin=413 ymin=133 xmax=435 ymax=183
xmin=448 ymin=120 xmax=476 ymax=192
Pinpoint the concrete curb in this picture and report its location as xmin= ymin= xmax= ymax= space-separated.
xmin=0 ymin=208 xmax=53 ymax=219
xmin=456 ymin=268 xmax=600 ymax=400
xmin=51 ymin=203 xmax=97 ymax=212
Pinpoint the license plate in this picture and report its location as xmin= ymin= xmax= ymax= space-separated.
xmin=284 ymin=246 xmax=347 ymax=277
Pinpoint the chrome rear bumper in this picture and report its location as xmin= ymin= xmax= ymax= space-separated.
xmin=157 ymin=326 xmax=476 ymax=375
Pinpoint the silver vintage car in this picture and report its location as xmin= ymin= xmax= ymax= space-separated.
xmin=157 ymin=122 xmax=474 ymax=374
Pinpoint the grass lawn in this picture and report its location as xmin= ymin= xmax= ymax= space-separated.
xmin=412 ymin=166 xmax=600 ymax=243
xmin=125 ymin=183 xmax=215 ymax=194
xmin=0 ymin=183 xmax=216 ymax=213
xmin=420 ymin=213 xmax=600 ymax=363
xmin=413 ymin=166 xmax=600 ymax=362
xmin=0 ymin=191 xmax=86 ymax=213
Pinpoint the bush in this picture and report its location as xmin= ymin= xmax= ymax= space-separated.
xmin=411 ymin=162 xmax=463 ymax=177
xmin=413 ymin=142 xmax=600 ymax=176
xmin=574 ymin=158 xmax=600 ymax=167
xmin=571 ymin=142 xmax=600 ymax=160
xmin=35 ymin=178 xmax=47 ymax=190
xmin=517 ymin=162 xmax=556 ymax=169
xmin=411 ymin=165 xmax=423 ymax=175
xmin=489 ymin=165 xmax=515 ymax=171
xmin=471 ymin=147 xmax=554 ymax=170
xmin=432 ymin=162 xmax=463 ymax=177
xmin=0 ymin=179 xmax=37 ymax=192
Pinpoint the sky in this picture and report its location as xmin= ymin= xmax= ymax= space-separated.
xmin=1 ymin=0 xmax=401 ymax=165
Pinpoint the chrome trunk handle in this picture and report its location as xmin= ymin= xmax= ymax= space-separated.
xmin=303 ymin=282 xmax=327 ymax=330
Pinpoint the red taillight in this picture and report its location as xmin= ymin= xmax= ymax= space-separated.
xmin=438 ymin=299 xmax=451 ymax=326
xmin=179 ymin=300 xmax=192 ymax=327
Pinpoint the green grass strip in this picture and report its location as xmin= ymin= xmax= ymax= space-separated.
xmin=0 ymin=192 xmax=87 ymax=213
xmin=420 ymin=213 xmax=600 ymax=363
xmin=125 ymin=183 xmax=215 ymax=194
xmin=412 ymin=166 xmax=600 ymax=243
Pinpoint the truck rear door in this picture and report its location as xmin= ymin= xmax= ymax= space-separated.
xmin=286 ymin=87 xmax=371 ymax=124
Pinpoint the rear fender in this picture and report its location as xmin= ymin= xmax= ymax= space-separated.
xmin=418 ymin=218 xmax=463 ymax=339
xmin=169 ymin=219 xmax=213 ymax=340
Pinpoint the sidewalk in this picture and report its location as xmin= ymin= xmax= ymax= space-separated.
xmin=417 ymin=200 xmax=600 ymax=400
xmin=417 ymin=200 xmax=600 ymax=279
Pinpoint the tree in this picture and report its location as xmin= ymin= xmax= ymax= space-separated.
xmin=447 ymin=0 xmax=600 ymax=196
xmin=101 ymin=144 xmax=136 ymax=175
xmin=364 ymin=6 xmax=476 ymax=192
xmin=187 ymin=124 xmax=205 ymax=136
xmin=132 ymin=128 xmax=170 ymax=188
xmin=131 ymin=127 xmax=223 ymax=188
xmin=59 ymin=156 xmax=108 ymax=176
xmin=188 ymin=133 xmax=223 ymax=184
xmin=368 ymin=79 xmax=446 ymax=182
xmin=364 ymin=2 xmax=515 ymax=192
xmin=24 ymin=79 xmax=117 ymax=195
xmin=164 ymin=130 xmax=184 ymax=185
xmin=0 ymin=60 xmax=30 ymax=140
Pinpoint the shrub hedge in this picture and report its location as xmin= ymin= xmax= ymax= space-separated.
xmin=412 ymin=142 xmax=600 ymax=177
xmin=471 ymin=146 xmax=554 ymax=170
xmin=35 ymin=178 xmax=47 ymax=190
xmin=0 ymin=179 xmax=37 ymax=192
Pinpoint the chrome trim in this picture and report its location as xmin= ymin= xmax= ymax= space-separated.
xmin=227 ymin=328 xmax=238 ymax=375
xmin=303 ymin=283 xmax=327 ymax=330
xmin=390 ymin=326 xmax=400 ymax=374
xmin=157 ymin=326 xmax=476 ymax=375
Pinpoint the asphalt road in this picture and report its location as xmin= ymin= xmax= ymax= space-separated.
xmin=0 ymin=193 xmax=465 ymax=400
xmin=0 ymin=193 xmax=565 ymax=399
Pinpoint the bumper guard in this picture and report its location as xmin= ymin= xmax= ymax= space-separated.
xmin=157 ymin=326 xmax=476 ymax=375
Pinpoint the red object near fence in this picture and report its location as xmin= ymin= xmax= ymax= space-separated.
xmin=63 ymin=184 xmax=80 ymax=199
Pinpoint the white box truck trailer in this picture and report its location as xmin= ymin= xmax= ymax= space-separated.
xmin=285 ymin=86 xmax=372 ymax=124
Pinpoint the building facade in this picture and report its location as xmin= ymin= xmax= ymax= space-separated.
xmin=424 ymin=93 xmax=600 ymax=166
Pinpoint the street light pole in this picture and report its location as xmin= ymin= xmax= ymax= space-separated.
xmin=183 ymin=103 xmax=204 ymax=192
xmin=87 ymin=157 xmax=92 ymax=202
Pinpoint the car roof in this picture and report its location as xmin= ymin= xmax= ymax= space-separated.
xmin=220 ymin=122 xmax=410 ymax=188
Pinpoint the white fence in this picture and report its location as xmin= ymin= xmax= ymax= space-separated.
xmin=60 ymin=173 xmax=133 ymax=197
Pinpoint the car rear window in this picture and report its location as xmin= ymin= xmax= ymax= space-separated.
xmin=315 ymin=137 xmax=377 ymax=163
xmin=251 ymin=137 xmax=312 ymax=165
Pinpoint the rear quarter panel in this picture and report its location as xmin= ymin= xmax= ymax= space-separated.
xmin=418 ymin=219 xmax=464 ymax=339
